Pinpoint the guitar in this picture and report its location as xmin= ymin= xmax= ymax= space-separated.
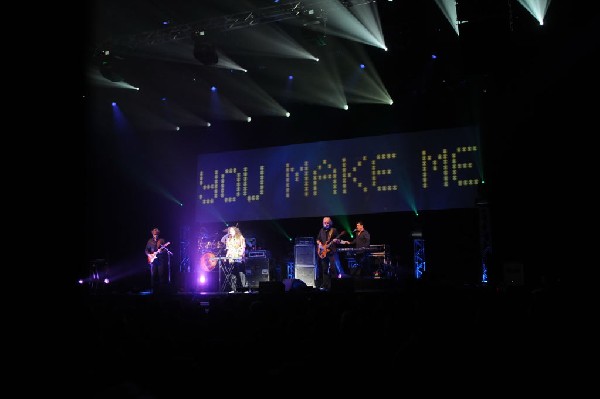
xmin=147 ymin=241 xmax=171 ymax=264
xmin=317 ymin=231 xmax=346 ymax=259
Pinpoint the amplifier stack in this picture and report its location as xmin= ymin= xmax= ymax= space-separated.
xmin=294 ymin=242 xmax=316 ymax=287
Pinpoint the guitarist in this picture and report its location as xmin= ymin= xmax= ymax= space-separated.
xmin=315 ymin=216 xmax=345 ymax=290
xmin=144 ymin=227 xmax=172 ymax=294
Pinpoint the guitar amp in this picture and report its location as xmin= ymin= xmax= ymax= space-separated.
xmin=245 ymin=258 xmax=271 ymax=288
xmin=294 ymin=245 xmax=315 ymax=267
xmin=295 ymin=237 xmax=314 ymax=245
xmin=294 ymin=265 xmax=315 ymax=287
xmin=248 ymin=250 xmax=270 ymax=258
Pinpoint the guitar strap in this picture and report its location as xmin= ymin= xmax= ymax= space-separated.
xmin=327 ymin=229 xmax=333 ymax=243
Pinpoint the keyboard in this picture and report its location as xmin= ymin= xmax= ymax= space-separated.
xmin=207 ymin=256 xmax=243 ymax=262
xmin=337 ymin=245 xmax=387 ymax=258
xmin=337 ymin=247 xmax=368 ymax=253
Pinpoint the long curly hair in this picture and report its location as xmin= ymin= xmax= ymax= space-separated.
xmin=227 ymin=226 xmax=243 ymax=237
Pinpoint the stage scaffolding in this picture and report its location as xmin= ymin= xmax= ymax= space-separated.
xmin=477 ymin=199 xmax=492 ymax=284
xmin=412 ymin=231 xmax=425 ymax=279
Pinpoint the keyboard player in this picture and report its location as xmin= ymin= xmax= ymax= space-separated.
xmin=339 ymin=221 xmax=371 ymax=277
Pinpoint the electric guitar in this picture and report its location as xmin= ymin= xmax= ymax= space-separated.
xmin=317 ymin=231 xmax=346 ymax=259
xmin=147 ymin=241 xmax=171 ymax=264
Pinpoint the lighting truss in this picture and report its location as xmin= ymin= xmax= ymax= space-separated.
xmin=100 ymin=0 xmax=376 ymax=51
xmin=413 ymin=237 xmax=425 ymax=280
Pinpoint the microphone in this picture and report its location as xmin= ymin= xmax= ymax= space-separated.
xmin=352 ymin=229 xmax=358 ymax=232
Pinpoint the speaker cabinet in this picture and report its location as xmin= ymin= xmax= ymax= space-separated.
xmin=295 ymin=245 xmax=315 ymax=267
xmin=245 ymin=258 xmax=271 ymax=288
xmin=294 ymin=265 xmax=315 ymax=287
xmin=503 ymin=262 xmax=524 ymax=286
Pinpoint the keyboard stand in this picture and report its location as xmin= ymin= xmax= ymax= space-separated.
xmin=221 ymin=259 xmax=244 ymax=292
xmin=218 ymin=260 xmax=231 ymax=292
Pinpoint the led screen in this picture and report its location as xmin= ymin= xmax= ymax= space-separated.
xmin=196 ymin=126 xmax=482 ymax=223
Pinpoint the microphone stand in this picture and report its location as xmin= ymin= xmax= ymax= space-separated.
xmin=166 ymin=249 xmax=173 ymax=284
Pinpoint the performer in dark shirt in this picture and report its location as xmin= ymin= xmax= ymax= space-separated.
xmin=144 ymin=227 xmax=172 ymax=294
xmin=316 ymin=216 xmax=345 ymax=290
xmin=340 ymin=221 xmax=371 ymax=277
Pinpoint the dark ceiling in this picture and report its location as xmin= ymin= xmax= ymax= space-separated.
xmin=86 ymin=0 xmax=574 ymax=137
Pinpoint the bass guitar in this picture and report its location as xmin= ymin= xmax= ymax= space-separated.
xmin=317 ymin=231 xmax=346 ymax=259
xmin=147 ymin=241 xmax=171 ymax=264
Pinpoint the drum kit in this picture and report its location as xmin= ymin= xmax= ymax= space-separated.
xmin=197 ymin=232 xmax=225 ymax=272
